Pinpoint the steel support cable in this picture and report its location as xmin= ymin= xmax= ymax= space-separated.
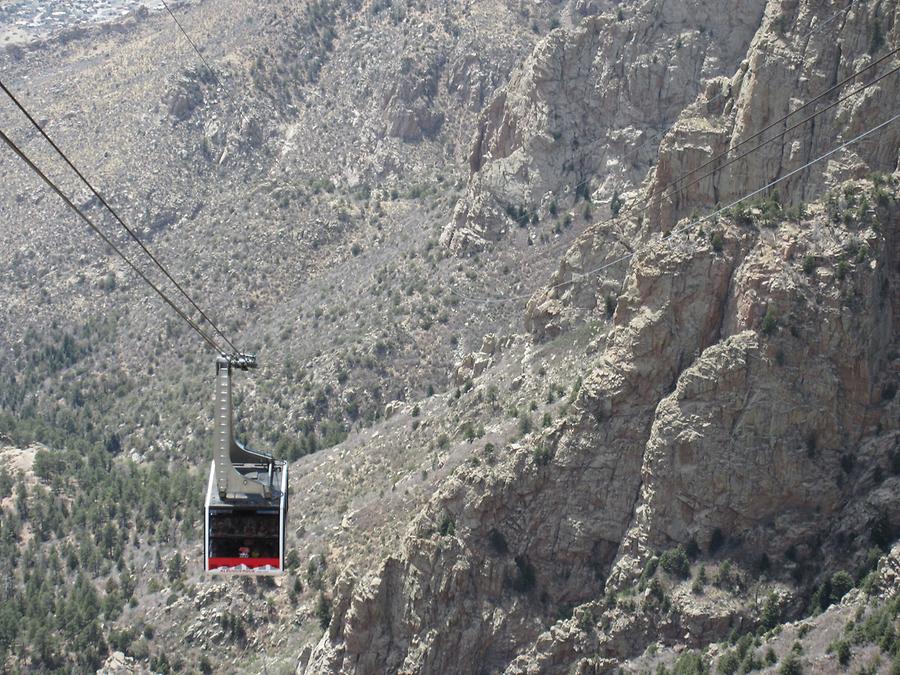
xmin=656 ymin=47 xmax=899 ymax=207
xmin=646 ymin=62 xmax=900 ymax=219
xmin=257 ymin=4 xmax=868 ymax=372
xmin=0 ymin=127 xmax=227 ymax=357
xmin=490 ymin=48 xmax=899 ymax=280
xmin=162 ymin=0 xmax=859 ymax=277
xmin=448 ymin=56 xmax=899 ymax=304
xmin=159 ymin=0 xmax=281 ymax=127
xmin=532 ymin=0 xmax=863 ymax=209
xmin=448 ymin=1 xmax=877 ymax=289
xmin=162 ymin=0 xmax=869 ymax=315
xmin=0 ymin=79 xmax=241 ymax=356
xmin=544 ymin=0 xmax=859 ymax=198
xmin=473 ymin=110 xmax=900 ymax=305
xmin=160 ymin=0 xmax=220 ymax=88
xmin=166 ymin=0 xmax=866 ymax=306
xmin=252 ymin=2 xmax=870 ymax=376
xmin=591 ymin=42 xmax=898 ymax=235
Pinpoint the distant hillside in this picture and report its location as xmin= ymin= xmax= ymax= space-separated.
xmin=0 ymin=0 xmax=897 ymax=672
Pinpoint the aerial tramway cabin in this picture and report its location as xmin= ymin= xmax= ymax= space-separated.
xmin=204 ymin=355 xmax=288 ymax=574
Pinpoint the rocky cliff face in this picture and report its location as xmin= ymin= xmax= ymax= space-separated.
xmin=526 ymin=0 xmax=899 ymax=340
xmin=441 ymin=0 xmax=767 ymax=253
xmin=0 ymin=1 xmax=565 ymax=671
xmin=305 ymin=1 xmax=900 ymax=672
xmin=1 ymin=0 xmax=897 ymax=672
xmin=306 ymin=181 xmax=899 ymax=673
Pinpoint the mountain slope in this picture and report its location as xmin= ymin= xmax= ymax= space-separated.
xmin=304 ymin=0 xmax=900 ymax=672
xmin=0 ymin=0 xmax=897 ymax=673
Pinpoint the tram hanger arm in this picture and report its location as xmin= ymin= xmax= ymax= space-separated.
xmin=214 ymin=354 xmax=275 ymax=500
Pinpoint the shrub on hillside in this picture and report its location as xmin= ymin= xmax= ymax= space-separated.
xmin=778 ymin=652 xmax=803 ymax=675
xmin=762 ymin=309 xmax=778 ymax=336
xmin=660 ymin=546 xmax=690 ymax=579
xmin=761 ymin=591 xmax=781 ymax=630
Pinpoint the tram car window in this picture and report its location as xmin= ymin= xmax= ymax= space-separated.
xmin=205 ymin=461 xmax=287 ymax=574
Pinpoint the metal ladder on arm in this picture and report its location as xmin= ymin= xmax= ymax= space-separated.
xmin=214 ymin=354 xmax=275 ymax=500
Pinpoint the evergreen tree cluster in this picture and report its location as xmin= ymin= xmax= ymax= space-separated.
xmin=0 ymin=446 xmax=202 ymax=671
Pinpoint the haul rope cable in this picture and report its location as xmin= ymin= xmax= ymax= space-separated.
xmin=0 ymin=126 xmax=229 ymax=357
xmin=147 ymin=2 xmax=872 ymax=367
xmin=160 ymin=0 xmax=287 ymax=127
xmin=648 ymin=47 xmax=899 ymax=212
xmin=0 ymin=79 xmax=241 ymax=356
xmin=533 ymin=0 xmax=865 ymax=209
xmin=0 ymin=3 xmax=284 ymax=362
xmin=160 ymin=0 xmax=219 ymax=89
xmin=160 ymin=0 xmax=861 ymax=271
xmin=589 ymin=59 xmax=900 ymax=250
xmin=445 ymin=0 xmax=878 ymax=294
xmin=448 ymin=45 xmax=900 ymax=302
xmin=158 ymin=0 xmax=866 ymax=291
xmin=450 ymin=46 xmax=899 ymax=291
xmin=145 ymin=0 xmax=864 ymax=375
xmin=446 ymin=52 xmax=899 ymax=304
xmin=506 ymin=0 xmax=866 ymax=234
xmin=165 ymin=0 xmax=863 ymax=229
xmin=247 ymin=0 xmax=881 ymax=350
xmin=259 ymin=103 xmax=899 ymax=374
xmin=486 ymin=110 xmax=900 ymax=304
xmin=158 ymin=0 xmax=876 ymax=314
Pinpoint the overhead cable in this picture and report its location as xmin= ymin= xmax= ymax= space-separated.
xmin=159 ymin=0 xmax=279 ymax=128
xmin=490 ymin=110 xmax=900 ymax=304
xmin=0 ymin=127 xmax=227 ymax=356
xmin=0 ymin=78 xmax=241 ymax=355
xmin=460 ymin=0 xmax=873 ymax=276
xmin=448 ymin=48 xmax=899 ymax=304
